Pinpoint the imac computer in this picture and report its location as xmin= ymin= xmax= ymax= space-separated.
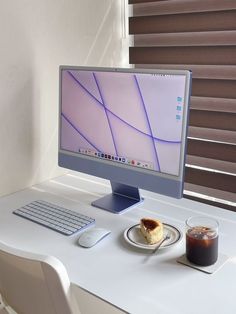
xmin=58 ymin=66 xmax=192 ymax=213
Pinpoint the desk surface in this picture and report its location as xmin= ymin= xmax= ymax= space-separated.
xmin=0 ymin=172 xmax=236 ymax=314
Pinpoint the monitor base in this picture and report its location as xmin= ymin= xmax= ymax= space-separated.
xmin=91 ymin=181 xmax=144 ymax=214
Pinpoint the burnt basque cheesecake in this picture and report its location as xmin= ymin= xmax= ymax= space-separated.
xmin=140 ymin=218 xmax=164 ymax=244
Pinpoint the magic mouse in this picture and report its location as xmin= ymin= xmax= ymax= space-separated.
xmin=78 ymin=228 xmax=111 ymax=248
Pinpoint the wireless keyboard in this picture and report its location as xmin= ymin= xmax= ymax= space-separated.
xmin=13 ymin=200 xmax=95 ymax=235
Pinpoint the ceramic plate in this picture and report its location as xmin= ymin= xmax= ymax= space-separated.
xmin=124 ymin=223 xmax=182 ymax=250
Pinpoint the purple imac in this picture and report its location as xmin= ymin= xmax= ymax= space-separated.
xmin=59 ymin=66 xmax=192 ymax=213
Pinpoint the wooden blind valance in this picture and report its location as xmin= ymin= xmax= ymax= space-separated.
xmin=129 ymin=0 xmax=236 ymax=211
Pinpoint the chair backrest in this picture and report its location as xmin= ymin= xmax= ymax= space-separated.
xmin=0 ymin=242 xmax=81 ymax=314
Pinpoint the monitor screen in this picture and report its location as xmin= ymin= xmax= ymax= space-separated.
xmin=59 ymin=66 xmax=192 ymax=213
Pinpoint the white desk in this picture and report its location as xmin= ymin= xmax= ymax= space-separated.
xmin=0 ymin=172 xmax=236 ymax=314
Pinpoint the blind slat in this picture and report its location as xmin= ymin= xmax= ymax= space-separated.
xmin=192 ymin=79 xmax=236 ymax=99
xmin=131 ymin=0 xmax=236 ymax=16
xmin=129 ymin=46 xmax=236 ymax=65
xmin=188 ymin=127 xmax=236 ymax=145
xmin=185 ymin=183 xmax=236 ymax=204
xmin=130 ymin=10 xmax=236 ymax=34
xmin=185 ymin=167 xmax=236 ymax=193
xmin=129 ymin=0 xmax=164 ymax=4
xmin=184 ymin=189 xmax=235 ymax=211
xmin=186 ymin=155 xmax=236 ymax=175
xmin=187 ymin=139 xmax=236 ymax=163
xmin=134 ymin=31 xmax=236 ymax=47
xmin=189 ymin=110 xmax=236 ymax=131
xmin=191 ymin=97 xmax=236 ymax=114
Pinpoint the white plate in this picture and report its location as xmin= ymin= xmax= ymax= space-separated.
xmin=124 ymin=223 xmax=182 ymax=250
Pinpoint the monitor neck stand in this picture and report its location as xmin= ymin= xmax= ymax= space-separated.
xmin=91 ymin=181 xmax=144 ymax=214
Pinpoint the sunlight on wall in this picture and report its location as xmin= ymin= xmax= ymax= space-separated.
xmin=0 ymin=0 xmax=129 ymax=197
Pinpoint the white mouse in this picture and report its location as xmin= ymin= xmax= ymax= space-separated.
xmin=78 ymin=227 xmax=111 ymax=248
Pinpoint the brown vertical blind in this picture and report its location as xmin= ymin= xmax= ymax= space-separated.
xmin=129 ymin=0 xmax=236 ymax=211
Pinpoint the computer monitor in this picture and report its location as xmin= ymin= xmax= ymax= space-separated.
xmin=59 ymin=66 xmax=192 ymax=213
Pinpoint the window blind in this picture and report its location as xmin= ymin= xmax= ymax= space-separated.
xmin=129 ymin=0 xmax=236 ymax=211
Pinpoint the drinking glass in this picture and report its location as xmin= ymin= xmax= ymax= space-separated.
xmin=186 ymin=216 xmax=219 ymax=266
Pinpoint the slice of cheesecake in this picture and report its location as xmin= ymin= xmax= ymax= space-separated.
xmin=140 ymin=218 xmax=163 ymax=244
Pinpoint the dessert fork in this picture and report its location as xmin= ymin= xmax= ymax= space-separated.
xmin=151 ymin=234 xmax=171 ymax=255
xmin=143 ymin=234 xmax=171 ymax=263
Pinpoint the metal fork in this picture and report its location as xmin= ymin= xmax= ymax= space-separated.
xmin=151 ymin=234 xmax=171 ymax=255
xmin=144 ymin=234 xmax=171 ymax=263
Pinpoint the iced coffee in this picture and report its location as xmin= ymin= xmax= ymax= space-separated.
xmin=186 ymin=217 xmax=219 ymax=266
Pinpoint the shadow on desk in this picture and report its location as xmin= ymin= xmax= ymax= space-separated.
xmin=119 ymin=233 xmax=183 ymax=268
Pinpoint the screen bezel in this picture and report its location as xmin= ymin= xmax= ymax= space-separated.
xmin=58 ymin=66 xmax=191 ymax=198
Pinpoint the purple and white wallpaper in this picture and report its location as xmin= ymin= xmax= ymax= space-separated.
xmin=60 ymin=69 xmax=187 ymax=176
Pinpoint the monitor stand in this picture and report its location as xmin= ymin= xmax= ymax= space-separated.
xmin=91 ymin=181 xmax=144 ymax=214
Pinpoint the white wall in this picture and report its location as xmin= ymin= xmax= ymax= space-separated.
xmin=0 ymin=0 xmax=129 ymax=197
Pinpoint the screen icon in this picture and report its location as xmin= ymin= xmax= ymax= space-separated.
xmin=177 ymin=96 xmax=182 ymax=102
xmin=176 ymin=114 xmax=181 ymax=120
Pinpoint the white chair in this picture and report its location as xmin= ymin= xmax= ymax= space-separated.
xmin=0 ymin=241 xmax=81 ymax=314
